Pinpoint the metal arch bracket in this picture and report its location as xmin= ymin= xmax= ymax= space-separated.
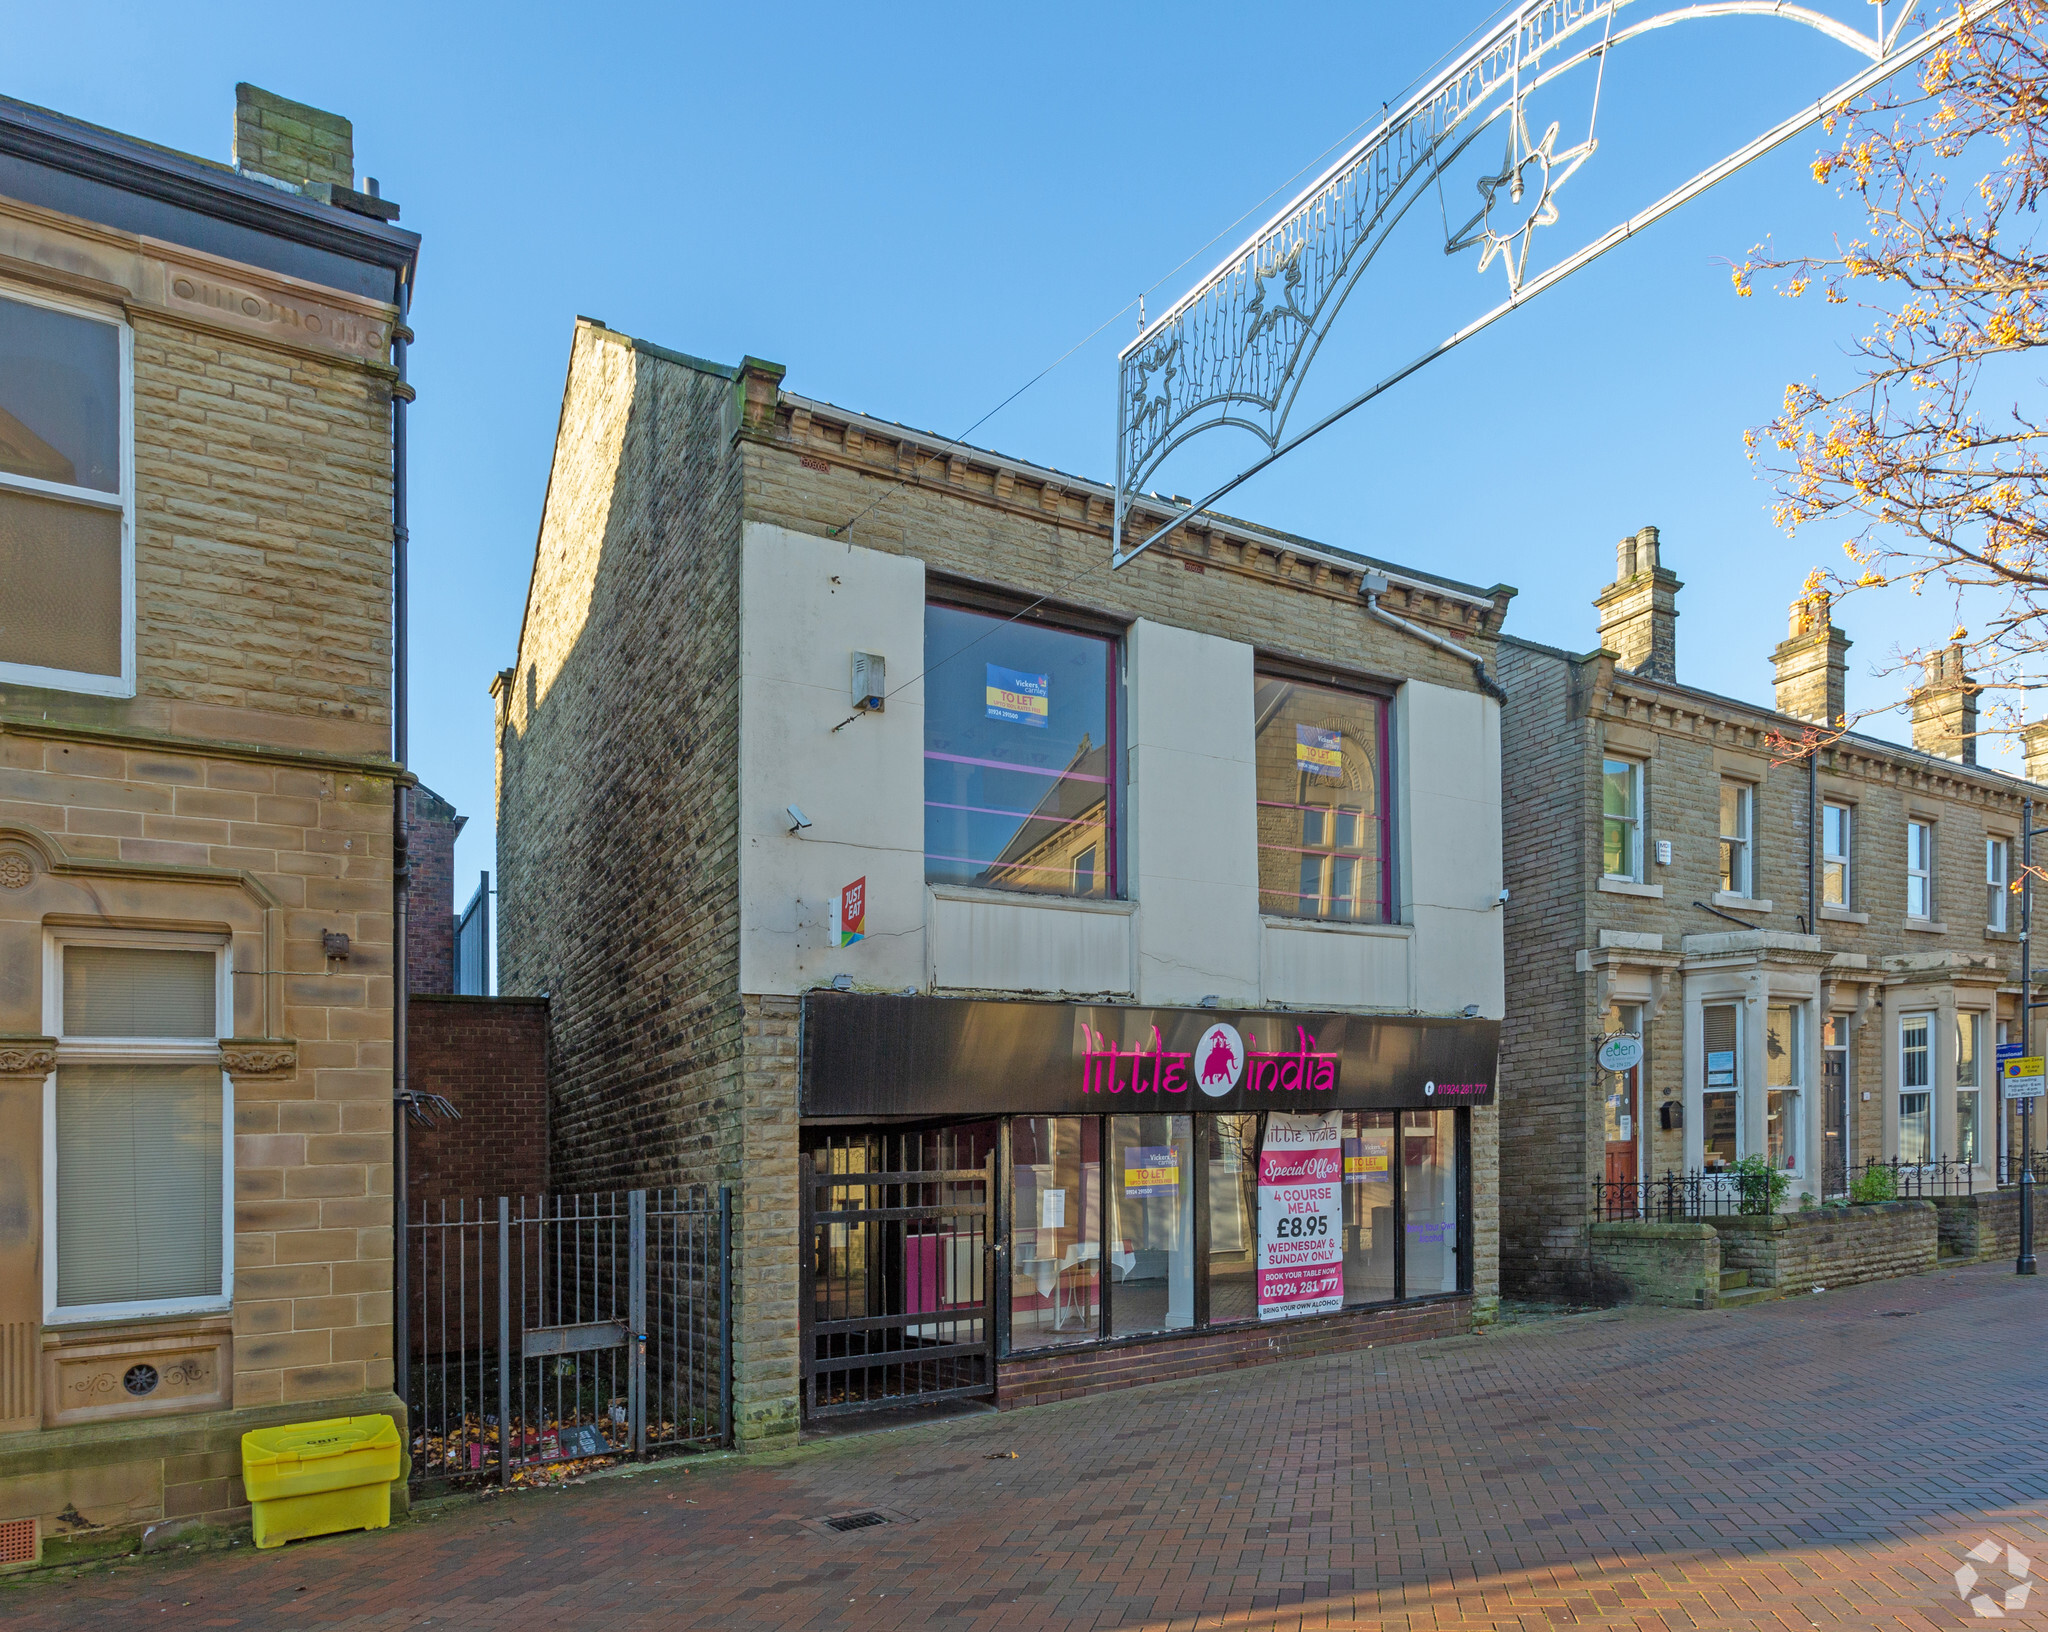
xmin=1111 ymin=0 xmax=1995 ymax=570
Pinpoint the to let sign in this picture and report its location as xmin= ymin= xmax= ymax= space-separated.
xmin=2005 ymin=1057 xmax=2046 ymax=1100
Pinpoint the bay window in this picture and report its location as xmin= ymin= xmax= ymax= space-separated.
xmin=1764 ymin=1004 xmax=1802 ymax=1173
xmin=1253 ymin=672 xmax=1390 ymax=922
xmin=1957 ymin=1011 xmax=1983 ymax=1166
xmin=923 ymin=601 xmax=1117 ymax=898
xmin=1702 ymin=1003 xmax=1740 ymax=1170
xmin=1899 ymin=1013 xmax=1933 ymax=1165
xmin=0 ymin=288 xmax=132 ymax=695
xmin=46 ymin=937 xmax=230 ymax=1321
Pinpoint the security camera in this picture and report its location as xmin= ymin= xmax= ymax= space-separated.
xmin=786 ymin=805 xmax=812 ymax=833
xmin=1497 ymin=888 xmax=1510 ymax=903
xmin=1462 ymin=1004 xmax=1482 ymax=1018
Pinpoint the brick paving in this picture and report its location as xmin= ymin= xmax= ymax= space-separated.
xmin=9 ymin=1262 xmax=2045 ymax=1631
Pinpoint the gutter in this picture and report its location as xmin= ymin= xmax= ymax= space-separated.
xmin=1363 ymin=574 xmax=1507 ymax=703
xmin=390 ymin=277 xmax=415 ymax=1410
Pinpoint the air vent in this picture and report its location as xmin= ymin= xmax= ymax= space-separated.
xmin=823 ymin=1510 xmax=890 ymax=1533
xmin=0 ymin=1518 xmax=38 ymax=1567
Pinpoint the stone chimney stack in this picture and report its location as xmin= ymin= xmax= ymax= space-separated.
xmin=1909 ymin=643 xmax=1982 ymax=763
xmin=2023 ymin=719 xmax=2048 ymax=785
xmin=233 ymin=84 xmax=354 ymax=192
xmin=1594 ymin=525 xmax=1681 ymax=682
xmin=1770 ymin=591 xmax=1851 ymax=726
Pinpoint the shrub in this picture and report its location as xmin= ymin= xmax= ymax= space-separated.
xmin=1731 ymin=1154 xmax=1793 ymax=1215
xmin=1850 ymin=1163 xmax=1899 ymax=1204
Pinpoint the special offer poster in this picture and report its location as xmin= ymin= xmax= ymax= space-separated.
xmin=1256 ymin=1110 xmax=1344 ymax=1320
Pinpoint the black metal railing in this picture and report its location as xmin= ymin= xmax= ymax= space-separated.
xmin=1593 ymin=1158 xmax=1985 ymax=1222
xmin=1999 ymin=1151 xmax=2046 ymax=1189
xmin=405 ymin=1186 xmax=730 ymax=1492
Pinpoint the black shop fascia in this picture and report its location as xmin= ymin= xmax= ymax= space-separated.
xmin=794 ymin=993 xmax=1497 ymax=1420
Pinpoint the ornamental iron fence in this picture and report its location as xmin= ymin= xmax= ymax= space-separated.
xmin=1592 ymin=1159 xmax=1985 ymax=1222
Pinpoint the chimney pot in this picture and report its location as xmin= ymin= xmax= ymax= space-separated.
xmin=1616 ymin=536 xmax=1637 ymax=579
xmin=1635 ymin=525 xmax=1660 ymax=572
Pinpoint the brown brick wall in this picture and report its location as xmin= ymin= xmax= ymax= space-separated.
xmin=405 ymin=996 xmax=548 ymax=1202
xmin=996 ymin=1296 xmax=1471 ymax=1410
xmin=404 ymin=785 xmax=463 ymax=996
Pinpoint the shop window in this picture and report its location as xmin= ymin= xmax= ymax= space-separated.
xmin=1253 ymin=674 xmax=1389 ymax=922
xmin=49 ymin=939 xmax=228 ymax=1321
xmin=1900 ymin=1013 xmax=1932 ymax=1165
xmin=1719 ymin=780 xmax=1753 ymax=898
xmin=1988 ymin=837 xmax=2011 ymax=931
xmin=923 ymin=602 xmax=1117 ymax=898
xmin=1703 ymin=1003 xmax=1740 ymax=1171
xmin=1400 ymin=1112 xmax=1458 ymax=1296
xmin=1764 ymin=1005 xmax=1801 ymax=1173
xmin=1822 ymin=802 xmax=1852 ymax=907
xmin=1906 ymin=820 xmax=1936 ymax=919
xmin=1342 ymin=1112 xmax=1396 ymax=1305
xmin=1008 ymin=1117 xmax=1101 ymax=1349
xmin=0 ymin=289 xmax=131 ymax=694
xmin=1602 ymin=758 xmax=1644 ymax=881
xmin=1108 ymin=1115 xmax=1193 ymax=1336
xmin=1202 ymin=1115 xmax=1261 ymax=1324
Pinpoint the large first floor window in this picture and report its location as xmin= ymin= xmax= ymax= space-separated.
xmin=47 ymin=937 xmax=229 ymax=1320
xmin=1253 ymin=672 xmax=1390 ymax=922
xmin=1002 ymin=1108 xmax=1466 ymax=1351
xmin=923 ymin=600 xmax=1117 ymax=898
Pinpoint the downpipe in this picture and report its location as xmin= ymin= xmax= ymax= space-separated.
xmin=1362 ymin=574 xmax=1507 ymax=704
xmin=390 ymin=279 xmax=418 ymax=1399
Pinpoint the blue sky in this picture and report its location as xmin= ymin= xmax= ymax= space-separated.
xmin=9 ymin=1 xmax=2002 ymax=905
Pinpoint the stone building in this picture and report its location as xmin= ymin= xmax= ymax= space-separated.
xmin=496 ymin=319 xmax=1510 ymax=1444
xmin=0 ymin=87 xmax=417 ymax=1563
xmin=1499 ymin=527 xmax=2039 ymax=1294
xmin=403 ymin=785 xmax=465 ymax=995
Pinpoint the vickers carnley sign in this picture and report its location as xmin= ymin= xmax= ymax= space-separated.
xmin=801 ymin=994 xmax=1498 ymax=1118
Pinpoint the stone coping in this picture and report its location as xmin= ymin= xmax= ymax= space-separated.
xmin=0 ymin=1389 xmax=407 ymax=1475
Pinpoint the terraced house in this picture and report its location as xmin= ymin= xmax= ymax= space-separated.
xmin=497 ymin=320 xmax=1510 ymax=1445
xmin=0 ymin=87 xmax=417 ymax=1563
xmin=1500 ymin=528 xmax=2041 ymax=1298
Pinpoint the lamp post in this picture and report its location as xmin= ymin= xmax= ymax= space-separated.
xmin=2022 ymin=798 xmax=2037 ymax=1275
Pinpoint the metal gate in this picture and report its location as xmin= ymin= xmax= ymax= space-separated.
xmin=801 ymin=1126 xmax=994 ymax=1419
xmin=402 ymin=1187 xmax=730 ymax=1490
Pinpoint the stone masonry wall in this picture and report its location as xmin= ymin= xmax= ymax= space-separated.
xmin=495 ymin=329 xmax=763 ymax=1424
xmin=1497 ymin=639 xmax=1596 ymax=1293
xmin=1932 ymin=1191 xmax=2026 ymax=1262
xmin=1710 ymin=1200 xmax=1937 ymax=1291
xmin=1588 ymin=1221 xmax=1721 ymax=1308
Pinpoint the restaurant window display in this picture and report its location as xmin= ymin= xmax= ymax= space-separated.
xmin=1109 ymin=1114 xmax=1195 ymax=1335
xmin=1204 ymin=1115 xmax=1262 ymax=1324
xmin=1008 ymin=1116 xmax=1101 ymax=1350
xmin=1342 ymin=1111 xmax=1396 ymax=1305
xmin=1402 ymin=1111 xmax=1459 ymax=1296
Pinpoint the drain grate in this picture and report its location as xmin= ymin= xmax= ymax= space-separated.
xmin=823 ymin=1510 xmax=890 ymax=1533
xmin=1879 ymin=1311 xmax=1919 ymax=1318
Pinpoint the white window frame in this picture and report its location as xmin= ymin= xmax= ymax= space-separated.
xmin=1906 ymin=820 xmax=1936 ymax=921
xmin=1602 ymin=757 xmax=1645 ymax=882
xmin=1987 ymin=836 xmax=2011 ymax=931
xmin=1899 ymin=1011 xmax=1933 ymax=1167
xmin=1764 ymin=1003 xmax=1804 ymax=1175
xmin=0 ymin=282 xmax=137 ymax=699
xmin=1823 ymin=801 xmax=1852 ymax=908
xmin=40 ymin=926 xmax=233 ymax=1325
xmin=1720 ymin=779 xmax=1754 ymax=899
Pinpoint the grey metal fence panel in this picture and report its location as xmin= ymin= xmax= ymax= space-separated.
xmin=405 ymin=1186 xmax=728 ymax=1492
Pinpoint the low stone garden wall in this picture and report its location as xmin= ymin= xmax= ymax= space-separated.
xmin=1710 ymin=1200 xmax=1937 ymax=1292
xmin=1932 ymin=1191 xmax=2029 ymax=1262
xmin=1587 ymin=1221 xmax=1721 ymax=1309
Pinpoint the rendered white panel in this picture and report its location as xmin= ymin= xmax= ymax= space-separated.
xmin=928 ymin=890 xmax=1133 ymax=997
xmin=1261 ymin=922 xmax=1412 ymax=1009
xmin=1126 ymin=619 xmax=1261 ymax=1005
xmin=738 ymin=523 xmax=927 ymax=996
xmin=1397 ymin=679 xmax=1505 ymax=1018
